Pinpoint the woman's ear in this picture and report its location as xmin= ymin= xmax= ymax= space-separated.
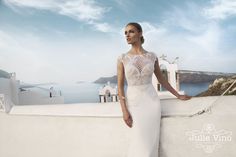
xmin=139 ymin=32 xmax=143 ymax=38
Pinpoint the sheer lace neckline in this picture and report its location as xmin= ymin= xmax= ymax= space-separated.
xmin=120 ymin=51 xmax=156 ymax=86
xmin=126 ymin=51 xmax=149 ymax=58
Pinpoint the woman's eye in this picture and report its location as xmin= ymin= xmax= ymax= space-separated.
xmin=124 ymin=30 xmax=135 ymax=35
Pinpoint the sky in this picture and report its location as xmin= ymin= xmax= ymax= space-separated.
xmin=0 ymin=0 xmax=236 ymax=84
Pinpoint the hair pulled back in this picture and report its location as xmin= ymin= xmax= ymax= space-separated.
xmin=126 ymin=22 xmax=144 ymax=44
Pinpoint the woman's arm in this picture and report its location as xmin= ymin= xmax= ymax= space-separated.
xmin=117 ymin=57 xmax=133 ymax=128
xmin=154 ymin=57 xmax=191 ymax=100
xmin=117 ymin=57 xmax=129 ymax=113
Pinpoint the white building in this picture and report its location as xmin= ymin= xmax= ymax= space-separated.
xmin=98 ymin=81 xmax=118 ymax=103
xmin=152 ymin=54 xmax=185 ymax=99
xmin=0 ymin=70 xmax=64 ymax=107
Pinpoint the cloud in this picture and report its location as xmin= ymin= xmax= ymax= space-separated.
xmin=186 ymin=24 xmax=221 ymax=56
xmin=203 ymin=0 xmax=236 ymax=20
xmin=140 ymin=22 xmax=167 ymax=35
xmin=113 ymin=0 xmax=133 ymax=13
xmin=128 ymin=13 xmax=233 ymax=72
xmin=1 ymin=0 xmax=236 ymax=84
xmin=89 ymin=21 xmax=115 ymax=33
xmin=0 ymin=30 xmax=48 ymax=83
xmin=0 ymin=28 xmax=126 ymax=83
xmin=58 ymin=0 xmax=110 ymax=21
xmin=3 ymin=0 xmax=114 ymax=32
xmin=152 ymin=3 xmax=223 ymax=56
xmin=162 ymin=2 xmax=208 ymax=33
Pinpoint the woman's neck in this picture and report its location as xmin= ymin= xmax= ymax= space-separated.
xmin=130 ymin=44 xmax=145 ymax=55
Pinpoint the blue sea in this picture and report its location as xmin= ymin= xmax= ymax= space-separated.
xmin=36 ymin=82 xmax=212 ymax=104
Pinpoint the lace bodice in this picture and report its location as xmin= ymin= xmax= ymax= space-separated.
xmin=117 ymin=52 xmax=157 ymax=86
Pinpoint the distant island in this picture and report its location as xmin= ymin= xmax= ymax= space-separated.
xmin=0 ymin=69 xmax=11 ymax=78
xmin=93 ymin=70 xmax=236 ymax=84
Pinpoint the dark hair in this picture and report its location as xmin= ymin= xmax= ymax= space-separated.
xmin=126 ymin=22 xmax=144 ymax=44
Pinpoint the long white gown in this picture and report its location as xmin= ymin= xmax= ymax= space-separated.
xmin=117 ymin=51 xmax=161 ymax=157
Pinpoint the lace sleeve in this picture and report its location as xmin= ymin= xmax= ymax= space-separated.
xmin=150 ymin=52 xmax=158 ymax=62
xmin=117 ymin=53 xmax=124 ymax=64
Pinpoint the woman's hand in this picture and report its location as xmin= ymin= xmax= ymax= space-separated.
xmin=177 ymin=94 xmax=192 ymax=100
xmin=123 ymin=110 xmax=133 ymax=128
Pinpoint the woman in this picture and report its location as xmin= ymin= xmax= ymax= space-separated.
xmin=117 ymin=22 xmax=191 ymax=157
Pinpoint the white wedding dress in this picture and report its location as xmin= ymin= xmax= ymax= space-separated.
xmin=117 ymin=51 xmax=161 ymax=157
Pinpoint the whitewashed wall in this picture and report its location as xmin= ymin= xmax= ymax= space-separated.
xmin=0 ymin=96 xmax=236 ymax=157
xmin=0 ymin=78 xmax=19 ymax=105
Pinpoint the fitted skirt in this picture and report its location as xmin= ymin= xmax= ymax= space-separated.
xmin=125 ymin=83 xmax=161 ymax=157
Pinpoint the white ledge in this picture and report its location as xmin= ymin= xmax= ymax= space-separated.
xmin=8 ymin=96 xmax=236 ymax=117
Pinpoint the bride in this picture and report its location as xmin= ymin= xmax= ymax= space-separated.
xmin=117 ymin=22 xmax=191 ymax=157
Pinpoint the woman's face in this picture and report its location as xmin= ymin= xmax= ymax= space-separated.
xmin=124 ymin=25 xmax=142 ymax=45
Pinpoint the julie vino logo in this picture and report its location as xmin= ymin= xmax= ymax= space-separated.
xmin=185 ymin=123 xmax=232 ymax=153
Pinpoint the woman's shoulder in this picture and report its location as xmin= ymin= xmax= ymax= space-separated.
xmin=118 ymin=53 xmax=126 ymax=58
xmin=117 ymin=53 xmax=126 ymax=63
xmin=147 ymin=51 xmax=157 ymax=56
xmin=147 ymin=51 xmax=158 ymax=62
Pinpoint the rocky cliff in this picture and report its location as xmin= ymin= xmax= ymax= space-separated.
xmin=196 ymin=75 xmax=236 ymax=96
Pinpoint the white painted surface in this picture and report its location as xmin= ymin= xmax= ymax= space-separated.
xmin=19 ymin=90 xmax=64 ymax=105
xmin=0 ymin=78 xmax=19 ymax=105
xmin=0 ymin=77 xmax=64 ymax=106
xmin=0 ymin=96 xmax=236 ymax=157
